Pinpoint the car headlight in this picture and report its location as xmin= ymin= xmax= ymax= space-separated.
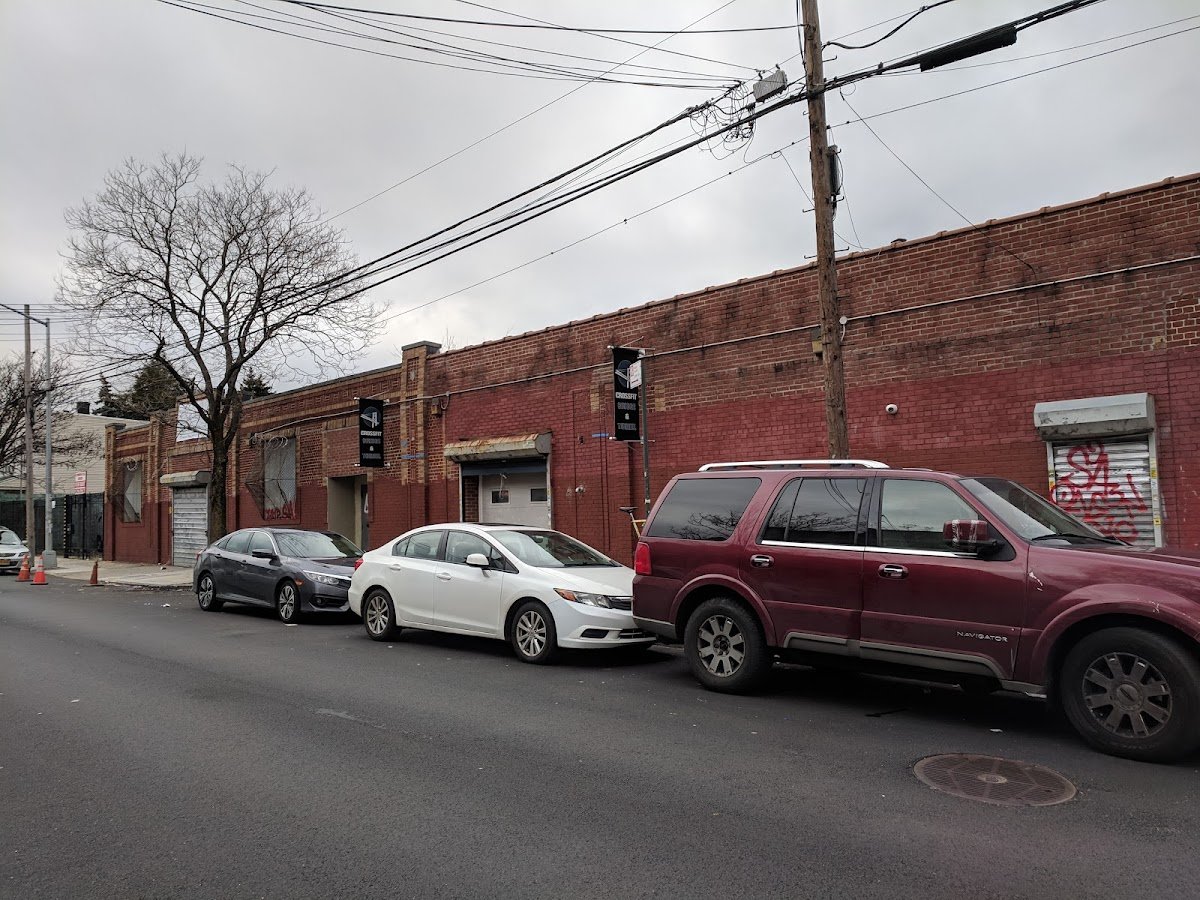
xmin=554 ymin=589 xmax=613 ymax=608
xmin=303 ymin=570 xmax=349 ymax=587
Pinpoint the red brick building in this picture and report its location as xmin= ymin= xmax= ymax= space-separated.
xmin=106 ymin=173 xmax=1200 ymax=565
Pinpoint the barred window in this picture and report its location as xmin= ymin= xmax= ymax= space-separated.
xmin=122 ymin=462 xmax=143 ymax=523
xmin=263 ymin=437 xmax=297 ymax=519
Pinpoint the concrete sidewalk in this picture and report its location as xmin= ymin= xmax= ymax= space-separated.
xmin=48 ymin=557 xmax=195 ymax=590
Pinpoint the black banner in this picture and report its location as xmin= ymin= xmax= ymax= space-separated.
xmin=358 ymin=398 xmax=385 ymax=467
xmin=611 ymin=347 xmax=642 ymax=442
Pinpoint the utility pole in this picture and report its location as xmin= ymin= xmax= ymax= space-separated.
xmin=24 ymin=305 xmax=35 ymax=553
xmin=43 ymin=321 xmax=55 ymax=569
xmin=800 ymin=0 xmax=849 ymax=458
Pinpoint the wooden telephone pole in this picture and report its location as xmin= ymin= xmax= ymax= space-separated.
xmin=800 ymin=0 xmax=849 ymax=458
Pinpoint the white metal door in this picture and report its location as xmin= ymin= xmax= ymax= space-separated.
xmin=172 ymin=486 xmax=209 ymax=566
xmin=1050 ymin=436 xmax=1160 ymax=547
xmin=480 ymin=473 xmax=549 ymax=527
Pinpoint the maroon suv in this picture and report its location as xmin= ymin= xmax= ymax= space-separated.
xmin=632 ymin=460 xmax=1200 ymax=762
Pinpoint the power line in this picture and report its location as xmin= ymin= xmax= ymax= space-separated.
xmin=824 ymin=0 xmax=959 ymax=51
xmin=158 ymin=0 xmax=724 ymax=88
xmin=839 ymin=94 xmax=1035 ymax=272
xmin=451 ymin=0 xmax=761 ymax=75
xmin=272 ymin=1 xmax=796 ymax=34
xmin=240 ymin=0 xmax=738 ymax=83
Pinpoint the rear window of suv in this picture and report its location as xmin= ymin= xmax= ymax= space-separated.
xmin=645 ymin=477 xmax=761 ymax=542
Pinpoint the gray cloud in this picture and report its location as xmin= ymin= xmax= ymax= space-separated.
xmin=2 ymin=0 xmax=1197 ymax=396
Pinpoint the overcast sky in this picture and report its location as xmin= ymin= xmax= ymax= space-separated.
xmin=2 ymin=0 xmax=1198 ymax=399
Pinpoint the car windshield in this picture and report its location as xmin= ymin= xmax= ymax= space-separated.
xmin=961 ymin=477 xmax=1115 ymax=543
xmin=490 ymin=530 xmax=619 ymax=568
xmin=0 ymin=530 xmax=21 ymax=547
xmin=275 ymin=531 xmax=361 ymax=559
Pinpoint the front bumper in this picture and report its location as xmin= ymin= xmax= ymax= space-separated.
xmin=299 ymin=580 xmax=351 ymax=613
xmin=552 ymin=600 xmax=656 ymax=649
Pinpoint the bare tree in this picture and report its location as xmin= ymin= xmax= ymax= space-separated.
xmin=0 ymin=353 xmax=99 ymax=479
xmin=59 ymin=153 xmax=377 ymax=539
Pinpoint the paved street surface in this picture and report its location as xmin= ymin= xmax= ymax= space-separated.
xmin=3 ymin=578 xmax=1199 ymax=900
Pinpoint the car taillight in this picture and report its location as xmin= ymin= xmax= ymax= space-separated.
xmin=354 ymin=558 xmax=363 ymax=570
xmin=634 ymin=542 xmax=652 ymax=576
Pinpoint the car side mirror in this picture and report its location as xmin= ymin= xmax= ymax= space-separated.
xmin=943 ymin=520 xmax=1000 ymax=556
xmin=465 ymin=552 xmax=491 ymax=568
xmin=251 ymin=548 xmax=277 ymax=561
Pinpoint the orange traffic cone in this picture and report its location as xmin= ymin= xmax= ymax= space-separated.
xmin=88 ymin=560 xmax=99 ymax=586
xmin=31 ymin=554 xmax=47 ymax=585
xmin=16 ymin=554 xmax=30 ymax=582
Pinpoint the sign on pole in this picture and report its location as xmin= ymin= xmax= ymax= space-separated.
xmin=358 ymin=398 xmax=385 ymax=468
xmin=74 ymin=471 xmax=87 ymax=494
xmin=612 ymin=347 xmax=642 ymax=442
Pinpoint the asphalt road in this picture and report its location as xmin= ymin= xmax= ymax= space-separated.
xmin=2 ymin=578 xmax=1199 ymax=900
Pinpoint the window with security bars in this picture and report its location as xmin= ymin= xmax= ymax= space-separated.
xmin=121 ymin=462 xmax=143 ymax=523
xmin=263 ymin=437 xmax=297 ymax=519
xmin=245 ymin=436 xmax=297 ymax=520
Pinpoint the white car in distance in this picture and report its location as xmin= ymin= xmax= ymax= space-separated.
xmin=349 ymin=524 xmax=655 ymax=663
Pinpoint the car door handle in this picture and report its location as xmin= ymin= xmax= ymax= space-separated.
xmin=436 ymin=572 xmax=452 ymax=581
xmin=750 ymin=554 xmax=774 ymax=568
xmin=878 ymin=564 xmax=908 ymax=579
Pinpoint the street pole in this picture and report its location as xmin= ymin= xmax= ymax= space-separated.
xmin=24 ymin=305 xmax=35 ymax=553
xmin=800 ymin=0 xmax=849 ymax=458
xmin=639 ymin=353 xmax=651 ymax=516
xmin=43 ymin=320 xmax=55 ymax=568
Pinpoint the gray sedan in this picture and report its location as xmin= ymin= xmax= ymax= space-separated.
xmin=193 ymin=528 xmax=361 ymax=624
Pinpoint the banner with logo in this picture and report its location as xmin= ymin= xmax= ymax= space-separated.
xmin=611 ymin=347 xmax=642 ymax=442
xmin=358 ymin=398 xmax=385 ymax=467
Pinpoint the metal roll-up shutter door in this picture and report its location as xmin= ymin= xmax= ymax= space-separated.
xmin=480 ymin=473 xmax=550 ymax=528
xmin=1051 ymin=437 xmax=1157 ymax=547
xmin=172 ymin=486 xmax=209 ymax=566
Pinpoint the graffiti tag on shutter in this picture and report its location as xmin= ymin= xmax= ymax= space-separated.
xmin=1053 ymin=441 xmax=1148 ymax=543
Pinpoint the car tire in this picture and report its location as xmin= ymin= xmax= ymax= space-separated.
xmin=362 ymin=589 xmax=399 ymax=641
xmin=685 ymin=597 xmax=770 ymax=694
xmin=276 ymin=580 xmax=302 ymax=625
xmin=510 ymin=600 xmax=558 ymax=665
xmin=1059 ymin=627 xmax=1200 ymax=762
xmin=197 ymin=573 xmax=224 ymax=612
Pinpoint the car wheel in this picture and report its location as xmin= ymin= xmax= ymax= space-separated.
xmin=362 ymin=589 xmax=399 ymax=641
xmin=276 ymin=580 xmax=302 ymax=624
xmin=685 ymin=597 xmax=770 ymax=694
xmin=510 ymin=600 xmax=558 ymax=665
xmin=1059 ymin=627 xmax=1200 ymax=762
xmin=197 ymin=573 xmax=224 ymax=612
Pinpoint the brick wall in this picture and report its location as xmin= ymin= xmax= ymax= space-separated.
xmin=110 ymin=173 xmax=1200 ymax=562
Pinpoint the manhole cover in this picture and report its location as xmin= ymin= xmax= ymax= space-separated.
xmin=913 ymin=754 xmax=1076 ymax=807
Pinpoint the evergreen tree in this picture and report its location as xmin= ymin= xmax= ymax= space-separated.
xmin=241 ymin=368 xmax=273 ymax=399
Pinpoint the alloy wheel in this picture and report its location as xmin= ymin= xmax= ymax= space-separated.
xmin=1081 ymin=651 xmax=1172 ymax=739
xmin=365 ymin=594 xmax=390 ymax=637
xmin=198 ymin=576 xmax=214 ymax=608
xmin=278 ymin=584 xmax=297 ymax=621
xmin=515 ymin=610 xmax=547 ymax=658
xmin=697 ymin=614 xmax=745 ymax=678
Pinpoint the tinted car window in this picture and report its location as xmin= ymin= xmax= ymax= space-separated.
xmin=762 ymin=478 xmax=865 ymax=545
xmin=645 ymin=477 xmax=761 ymax=542
xmin=878 ymin=480 xmax=978 ymax=552
xmin=248 ymin=532 xmax=276 ymax=555
xmin=225 ymin=531 xmax=251 ymax=555
xmin=491 ymin=530 xmax=617 ymax=568
xmin=445 ymin=532 xmax=504 ymax=567
xmin=401 ymin=531 xmax=443 ymax=561
xmin=276 ymin=531 xmax=361 ymax=559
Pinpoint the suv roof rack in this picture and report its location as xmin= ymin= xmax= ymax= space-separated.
xmin=698 ymin=459 xmax=889 ymax=471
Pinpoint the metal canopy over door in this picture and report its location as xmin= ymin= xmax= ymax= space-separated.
xmin=171 ymin=486 xmax=209 ymax=565
xmin=1049 ymin=437 xmax=1160 ymax=547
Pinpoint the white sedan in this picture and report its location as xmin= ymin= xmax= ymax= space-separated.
xmin=348 ymin=523 xmax=655 ymax=663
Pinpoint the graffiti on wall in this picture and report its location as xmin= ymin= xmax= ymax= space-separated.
xmin=1053 ymin=441 xmax=1149 ymax=544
